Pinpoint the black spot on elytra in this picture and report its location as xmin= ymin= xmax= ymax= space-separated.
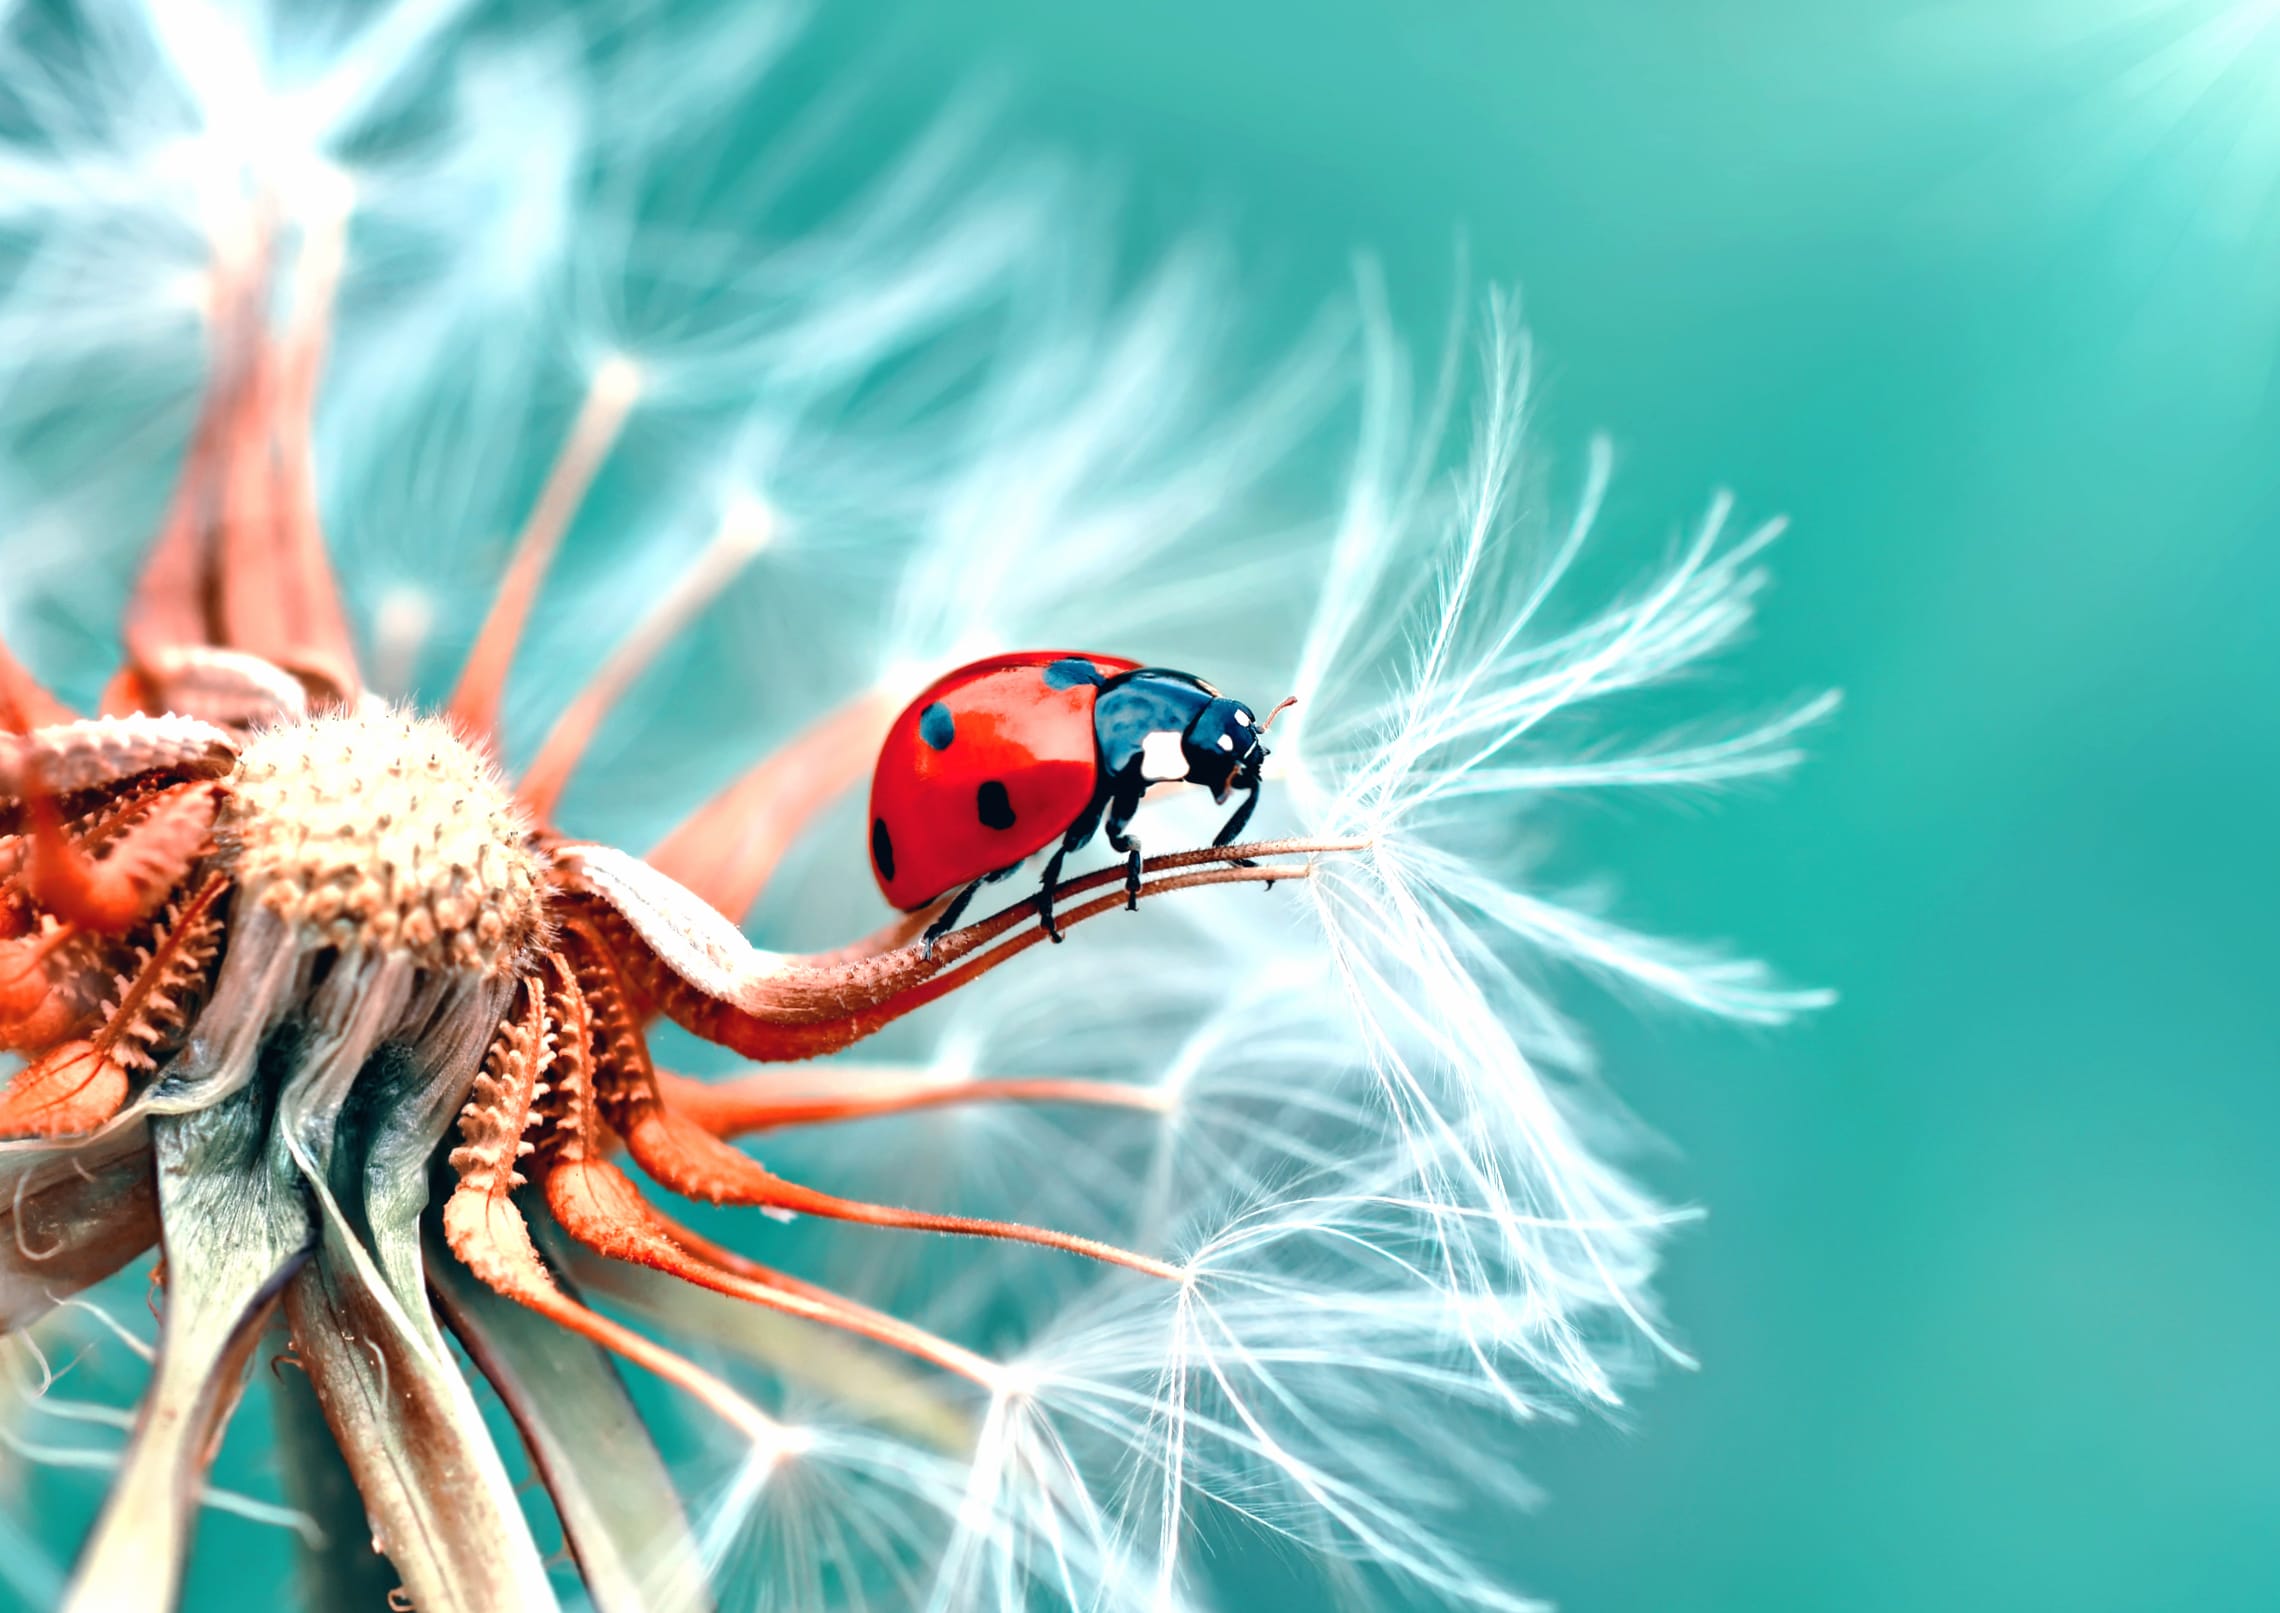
xmin=1043 ymin=658 xmax=1104 ymax=691
xmin=976 ymin=780 xmax=1016 ymax=831
xmin=918 ymin=701 xmax=956 ymax=750
xmin=871 ymin=817 xmax=896 ymax=881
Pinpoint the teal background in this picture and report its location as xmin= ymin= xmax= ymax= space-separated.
xmin=791 ymin=3 xmax=2278 ymax=1611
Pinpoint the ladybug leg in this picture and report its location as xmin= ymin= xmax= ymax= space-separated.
xmin=1031 ymin=853 xmax=1066 ymax=943
xmin=1103 ymin=791 xmax=1144 ymax=912
xmin=1034 ymin=793 xmax=1109 ymax=942
xmin=921 ymin=877 xmax=990 ymax=959
xmin=1212 ymin=779 xmax=1269 ymax=885
xmin=923 ymin=859 xmax=1030 ymax=957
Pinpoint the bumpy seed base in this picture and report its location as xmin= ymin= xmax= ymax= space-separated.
xmin=223 ymin=708 xmax=546 ymax=973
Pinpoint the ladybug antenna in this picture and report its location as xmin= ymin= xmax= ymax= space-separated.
xmin=1259 ymin=695 xmax=1299 ymax=733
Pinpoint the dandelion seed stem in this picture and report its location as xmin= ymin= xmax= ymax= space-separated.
xmin=654 ymin=1065 xmax=1171 ymax=1136
xmin=256 ymin=170 xmax=361 ymax=698
xmin=448 ymin=355 xmax=643 ymax=741
xmin=843 ymin=862 xmax=1328 ymax=1048
xmin=516 ymin=498 xmax=775 ymax=818
xmin=644 ymin=690 xmax=899 ymax=922
xmin=0 ymin=639 xmax=72 ymax=731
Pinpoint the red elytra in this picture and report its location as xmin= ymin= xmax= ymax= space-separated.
xmin=868 ymin=651 xmax=1140 ymax=912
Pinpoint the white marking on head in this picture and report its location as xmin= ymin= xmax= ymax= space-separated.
xmin=1235 ymin=709 xmax=1252 ymax=726
xmin=1217 ymin=733 xmax=1235 ymax=751
xmin=1140 ymin=730 xmax=1189 ymax=782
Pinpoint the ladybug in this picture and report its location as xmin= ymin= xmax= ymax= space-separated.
xmin=868 ymin=651 xmax=1290 ymax=951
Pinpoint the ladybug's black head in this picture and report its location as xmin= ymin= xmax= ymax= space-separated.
xmin=1179 ymin=696 xmax=1270 ymax=803
xmin=1095 ymin=669 xmax=1290 ymax=805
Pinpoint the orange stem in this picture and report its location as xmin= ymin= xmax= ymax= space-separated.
xmin=515 ymin=502 xmax=772 ymax=821
xmin=546 ymin=1158 xmax=999 ymax=1384
xmin=618 ymin=1098 xmax=1181 ymax=1282
xmin=655 ymin=1065 xmax=1168 ymax=1137
xmin=642 ymin=689 xmax=898 ymax=923
xmin=448 ymin=358 xmax=642 ymax=742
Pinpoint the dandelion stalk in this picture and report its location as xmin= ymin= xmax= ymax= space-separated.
xmin=267 ymin=1315 xmax=401 ymax=1612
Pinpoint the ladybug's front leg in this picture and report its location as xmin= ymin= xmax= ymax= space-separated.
xmin=1212 ymin=779 xmax=1270 ymax=886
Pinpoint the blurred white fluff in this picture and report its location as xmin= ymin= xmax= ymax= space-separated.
xmin=0 ymin=2 xmax=1833 ymax=1610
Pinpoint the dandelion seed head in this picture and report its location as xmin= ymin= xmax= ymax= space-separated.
xmin=225 ymin=707 xmax=545 ymax=969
